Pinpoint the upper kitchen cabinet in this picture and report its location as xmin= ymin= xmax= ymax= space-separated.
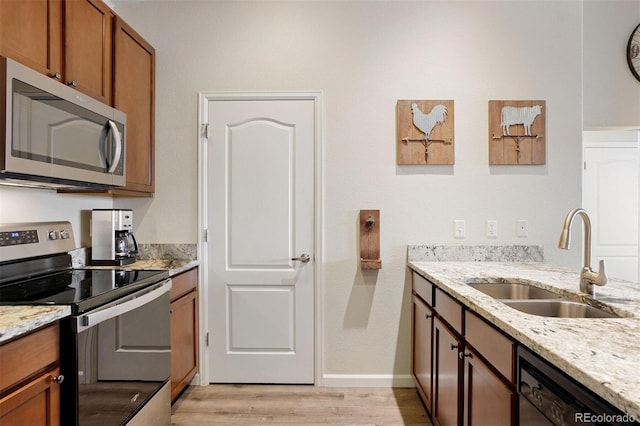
xmin=112 ymin=17 xmax=156 ymax=195
xmin=64 ymin=0 xmax=113 ymax=104
xmin=0 ymin=0 xmax=63 ymax=79
xmin=0 ymin=0 xmax=113 ymax=105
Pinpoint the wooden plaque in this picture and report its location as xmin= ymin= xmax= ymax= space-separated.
xmin=489 ymin=100 xmax=546 ymax=165
xmin=397 ymin=100 xmax=454 ymax=165
xmin=359 ymin=210 xmax=381 ymax=270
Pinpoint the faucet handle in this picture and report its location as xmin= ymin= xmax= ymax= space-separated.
xmin=595 ymin=259 xmax=608 ymax=286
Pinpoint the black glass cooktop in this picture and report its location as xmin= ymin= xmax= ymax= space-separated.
xmin=0 ymin=268 xmax=169 ymax=314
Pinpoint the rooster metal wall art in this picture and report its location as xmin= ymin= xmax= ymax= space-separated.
xmin=396 ymin=99 xmax=455 ymax=165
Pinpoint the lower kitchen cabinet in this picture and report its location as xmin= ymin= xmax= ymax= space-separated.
xmin=412 ymin=295 xmax=433 ymax=410
xmin=0 ymin=323 xmax=62 ymax=426
xmin=411 ymin=271 xmax=516 ymax=426
xmin=170 ymin=267 xmax=199 ymax=401
xmin=432 ymin=317 xmax=462 ymax=426
xmin=463 ymin=348 xmax=513 ymax=426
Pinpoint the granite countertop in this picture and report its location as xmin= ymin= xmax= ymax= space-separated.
xmin=408 ymin=260 xmax=640 ymax=418
xmin=0 ymin=305 xmax=71 ymax=344
xmin=94 ymin=259 xmax=199 ymax=277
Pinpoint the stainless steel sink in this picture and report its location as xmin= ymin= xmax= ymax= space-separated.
xmin=503 ymin=300 xmax=621 ymax=319
xmin=465 ymin=280 xmax=624 ymax=318
xmin=466 ymin=282 xmax=562 ymax=300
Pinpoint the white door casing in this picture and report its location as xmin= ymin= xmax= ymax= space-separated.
xmin=583 ymin=139 xmax=639 ymax=282
xmin=201 ymin=93 xmax=320 ymax=384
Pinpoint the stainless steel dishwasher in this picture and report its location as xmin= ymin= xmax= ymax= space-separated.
xmin=517 ymin=346 xmax=637 ymax=425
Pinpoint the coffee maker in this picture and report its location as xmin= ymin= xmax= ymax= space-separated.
xmin=91 ymin=209 xmax=139 ymax=266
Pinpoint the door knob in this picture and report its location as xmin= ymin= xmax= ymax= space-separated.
xmin=291 ymin=253 xmax=311 ymax=263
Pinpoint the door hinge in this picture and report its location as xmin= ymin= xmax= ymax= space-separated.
xmin=584 ymin=161 xmax=587 ymax=170
xmin=202 ymin=123 xmax=211 ymax=139
xmin=206 ymin=332 xmax=209 ymax=347
xmin=203 ymin=228 xmax=208 ymax=242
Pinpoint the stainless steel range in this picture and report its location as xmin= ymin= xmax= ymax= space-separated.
xmin=0 ymin=221 xmax=171 ymax=425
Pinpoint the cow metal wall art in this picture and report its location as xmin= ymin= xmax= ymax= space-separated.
xmin=397 ymin=100 xmax=455 ymax=165
xmin=489 ymin=100 xmax=546 ymax=165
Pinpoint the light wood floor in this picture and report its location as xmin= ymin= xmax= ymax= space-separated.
xmin=171 ymin=385 xmax=431 ymax=425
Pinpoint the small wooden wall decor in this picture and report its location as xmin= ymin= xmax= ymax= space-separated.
xmin=397 ymin=100 xmax=454 ymax=165
xmin=489 ymin=100 xmax=546 ymax=165
xmin=359 ymin=210 xmax=381 ymax=270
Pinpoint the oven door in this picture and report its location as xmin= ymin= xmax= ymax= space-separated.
xmin=60 ymin=279 xmax=171 ymax=426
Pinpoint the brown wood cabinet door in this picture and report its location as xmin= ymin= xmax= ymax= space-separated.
xmin=171 ymin=290 xmax=199 ymax=401
xmin=113 ymin=17 xmax=156 ymax=194
xmin=64 ymin=0 xmax=112 ymax=104
xmin=0 ymin=368 xmax=61 ymax=426
xmin=412 ymin=295 xmax=433 ymax=413
xmin=432 ymin=317 xmax=461 ymax=426
xmin=0 ymin=0 xmax=63 ymax=78
xmin=463 ymin=350 xmax=515 ymax=426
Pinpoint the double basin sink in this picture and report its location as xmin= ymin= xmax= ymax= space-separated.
xmin=466 ymin=281 xmax=622 ymax=319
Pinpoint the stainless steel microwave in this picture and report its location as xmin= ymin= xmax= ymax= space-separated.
xmin=1 ymin=56 xmax=126 ymax=189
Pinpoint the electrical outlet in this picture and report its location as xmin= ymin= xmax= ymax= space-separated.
xmin=517 ymin=220 xmax=529 ymax=237
xmin=454 ymin=220 xmax=466 ymax=238
xmin=487 ymin=220 xmax=498 ymax=238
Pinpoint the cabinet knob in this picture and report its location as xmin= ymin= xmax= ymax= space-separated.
xmin=425 ymin=313 xmax=432 ymax=319
xmin=51 ymin=72 xmax=62 ymax=80
xmin=67 ymin=80 xmax=77 ymax=87
xmin=52 ymin=374 xmax=65 ymax=384
xmin=459 ymin=351 xmax=473 ymax=359
xmin=450 ymin=343 xmax=458 ymax=351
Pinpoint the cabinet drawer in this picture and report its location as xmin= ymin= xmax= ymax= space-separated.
xmin=412 ymin=271 xmax=433 ymax=306
xmin=170 ymin=267 xmax=198 ymax=301
xmin=434 ymin=288 xmax=462 ymax=334
xmin=0 ymin=324 xmax=59 ymax=392
xmin=465 ymin=311 xmax=514 ymax=382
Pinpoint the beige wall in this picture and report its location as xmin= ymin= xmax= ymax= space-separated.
xmin=583 ymin=0 xmax=640 ymax=129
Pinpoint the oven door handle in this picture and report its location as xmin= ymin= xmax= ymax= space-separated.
xmin=74 ymin=279 xmax=172 ymax=333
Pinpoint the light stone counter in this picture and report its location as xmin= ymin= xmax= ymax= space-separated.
xmin=70 ymin=244 xmax=199 ymax=277
xmin=113 ymin=259 xmax=199 ymax=277
xmin=408 ymin=260 xmax=640 ymax=419
xmin=0 ymin=305 xmax=71 ymax=343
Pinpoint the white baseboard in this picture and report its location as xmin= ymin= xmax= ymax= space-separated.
xmin=320 ymin=374 xmax=415 ymax=388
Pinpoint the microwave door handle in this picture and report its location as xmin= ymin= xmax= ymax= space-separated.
xmin=75 ymin=280 xmax=171 ymax=333
xmin=106 ymin=120 xmax=122 ymax=174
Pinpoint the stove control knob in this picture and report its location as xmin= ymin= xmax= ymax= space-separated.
xmin=48 ymin=231 xmax=59 ymax=240
xmin=60 ymin=230 xmax=70 ymax=239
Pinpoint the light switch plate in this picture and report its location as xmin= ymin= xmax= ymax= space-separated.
xmin=454 ymin=220 xmax=466 ymax=238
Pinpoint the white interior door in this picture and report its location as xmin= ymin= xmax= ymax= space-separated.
xmin=583 ymin=142 xmax=639 ymax=282
xmin=206 ymin=95 xmax=316 ymax=383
